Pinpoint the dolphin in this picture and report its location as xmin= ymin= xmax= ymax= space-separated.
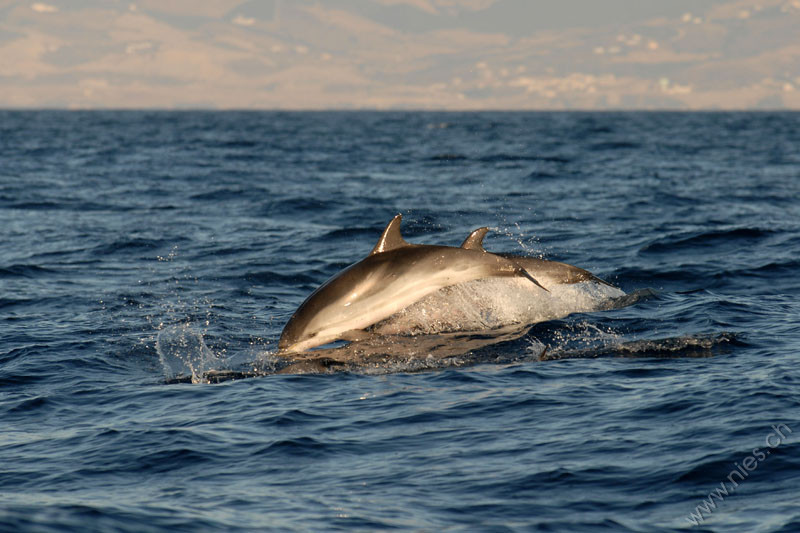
xmin=460 ymin=227 xmax=616 ymax=287
xmin=359 ymin=227 xmax=621 ymax=339
xmin=278 ymin=215 xmax=547 ymax=353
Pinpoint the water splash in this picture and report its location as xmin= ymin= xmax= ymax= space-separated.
xmin=150 ymin=275 xmax=642 ymax=383
xmin=156 ymin=323 xmax=220 ymax=384
xmin=157 ymin=277 xmax=629 ymax=383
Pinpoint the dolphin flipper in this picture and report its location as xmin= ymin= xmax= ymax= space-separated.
xmin=513 ymin=265 xmax=549 ymax=292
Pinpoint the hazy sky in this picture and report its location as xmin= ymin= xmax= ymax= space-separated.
xmin=1 ymin=0 xmax=799 ymax=109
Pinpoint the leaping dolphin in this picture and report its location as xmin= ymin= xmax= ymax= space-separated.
xmin=278 ymin=215 xmax=547 ymax=353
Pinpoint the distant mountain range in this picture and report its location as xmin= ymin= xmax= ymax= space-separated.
xmin=1 ymin=0 xmax=798 ymax=109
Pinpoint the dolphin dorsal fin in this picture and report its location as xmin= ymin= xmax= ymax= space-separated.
xmin=460 ymin=227 xmax=489 ymax=252
xmin=370 ymin=214 xmax=409 ymax=255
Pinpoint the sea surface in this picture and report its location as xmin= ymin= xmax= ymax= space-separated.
xmin=1 ymin=111 xmax=799 ymax=532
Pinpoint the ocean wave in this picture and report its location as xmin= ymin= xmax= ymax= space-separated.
xmin=640 ymin=227 xmax=775 ymax=254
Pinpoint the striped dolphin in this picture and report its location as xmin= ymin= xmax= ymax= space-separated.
xmin=278 ymin=215 xmax=546 ymax=353
xmin=364 ymin=227 xmax=621 ymax=338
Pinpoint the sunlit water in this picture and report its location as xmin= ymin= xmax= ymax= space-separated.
xmin=2 ymin=111 xmax=799 ymax=532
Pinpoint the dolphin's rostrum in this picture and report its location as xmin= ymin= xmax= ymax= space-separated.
xmin=278 ymin=215 xmax=547 ymax=353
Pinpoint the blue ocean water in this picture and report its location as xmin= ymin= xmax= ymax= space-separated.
xmin=1 ymin=111 xmax=799 ymax=532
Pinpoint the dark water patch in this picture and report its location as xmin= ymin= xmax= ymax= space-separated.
xmin=628 ymin=397 xmax=704 ymax=417
xmin=640 ymin=227 xmax=775 ymax=254
xmin=134 ymin=448 xmax=217 ymax=474
xmin=261 ymin=408 xmax=325 ymax=428
xmin=222 ymin=151 xmax=263 ymax=162
xmin=27 ymin=247 xmax=100 ymax=261
xmin=774 ymin=520 xmax=800 ymax=533
xmin=740 ymin=259 xmax=800 ymax=276
xmin=588 ymin=140 xmax=641 ymax=151
xmin=217 ymin=138 xmax=259 ymax=149
xmin=91 ymin=237 xmax=178 ymax=257
xmin=314 ymin=226 xmax=378 ymax=241
xmin=0 ymin=372 xmax=46 ymax=387
xmin=5 ymin=395 xmax=49 ymax=413
xmin=477 ymin=153 xmax=571 ymax=164
xmin=428 ymin=153 xmax=468 ymax=161
xmin=4 ymin=200 xmax=116 ymax=212
xmin=524 ymin=170 xmax=560 ymax=179
xmin=260 ymin=197 xmax=330 ymax=217
xmin=189 ymin=187 xmax=258 ymax=201
xmin=1 ymin=344 xmax=53 ymax=364
xmin=255 ymin=437 xmax=329 ymax=458
xmin=0 ymin=264 xmax=57 ymax=278
xmin=678 ymin=442 xmax=800 ymax=488
xmin=612 ymin=266 xmax=702 ymax=286
xmin=0 ymin=504 xmax=229 ymax=533
xmin=242 ymin=270 xmax=318 ymax=286
xmin=192 ymin=244 xmax=255 ymax=258
xmin=607 ymin=365 xmax=682 ymax=379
